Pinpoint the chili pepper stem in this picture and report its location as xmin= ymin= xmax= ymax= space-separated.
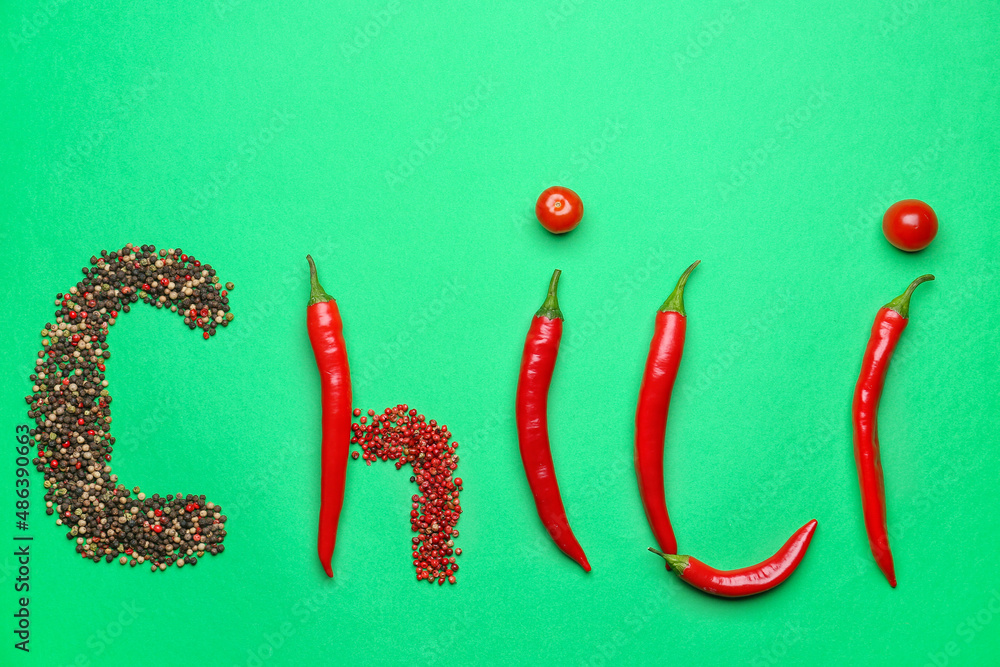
xmin=884 ymin=274 xmax=934 ymax=318
xmin=307 ymin=255 xmax=335 ymax=306
xmin=535 ymin=269 xmax=563 ymax=319
xmin=659 ymin=260 xmax=700 ymax=315
xmin=647 ymin=547 xmax=688 ymax=572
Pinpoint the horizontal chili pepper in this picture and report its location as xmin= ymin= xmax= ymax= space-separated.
xmin=649 ymin=520 xmax=817 ymax=597
xmin=515 ymin=269 xmax=591 ymax=572
xmin=306 ymin=255 xmax=353 ymax=578
xmin=852 ymin=274 xmax=934 ymax=588
xmin=635 ymin=260 xmax=699 ymax=558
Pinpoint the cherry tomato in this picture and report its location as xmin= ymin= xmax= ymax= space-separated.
xmin=535 ymin=186 xmax=583 ymax=234
xmin=882 ymin=199 xmax=937 ymax=252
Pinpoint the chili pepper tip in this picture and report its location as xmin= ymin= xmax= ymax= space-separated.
xmin=659 ymin=260 xmax=700 ymax=315
xmin=306 ymin=254 xmax=335 ymax=306
xmin=534 ymin=269 xmax=563 ymax=320
xmin=647 ymin=546 xmax=685 ymax=572
xmin=885 ymin=273 xmax=934 ymax=318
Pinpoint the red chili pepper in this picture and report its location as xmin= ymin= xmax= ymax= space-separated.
xmin=649 ymin=520 xmax=817 ymax=597
xmin=306 ymin=255 xmax=353 ymax=578
xmin=634 ymin=260 xmax=699 ymax=557
xmin=515 ymin=270 xmax=590 ymax=572
xmin=852 ymin=274 xmax=934 ymax=588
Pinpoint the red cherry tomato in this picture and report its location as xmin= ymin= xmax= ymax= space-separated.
xmin=882 ymin=199 xmax=937 ymax=252
xmin=535 ymin=186 xmax=583 ymax=234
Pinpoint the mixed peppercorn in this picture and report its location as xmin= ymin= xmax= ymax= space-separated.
xmin=25 ymin=244 xmax=233 ymax=571
xmin=351 ymin=405 xmax=462 ymax=585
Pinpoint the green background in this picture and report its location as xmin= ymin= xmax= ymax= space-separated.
xmin=2 ymin=1 xmax=999 ymax=665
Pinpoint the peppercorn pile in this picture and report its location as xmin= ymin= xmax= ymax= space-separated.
xmin=351 ymin=405 xmax=463 ymax=585
xmin=25 ymin=244 xmax=234 ymax=572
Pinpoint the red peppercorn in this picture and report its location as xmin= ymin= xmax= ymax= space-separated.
xmin=203 ymin=332 xmax=210 ymax=339
xmin=351 ymin=451 xmax=359 ymax=460
xmin=49 ymin=460 xmax=58 ymax=468
xmin=152 ymin=525 xmax=163 ymax=533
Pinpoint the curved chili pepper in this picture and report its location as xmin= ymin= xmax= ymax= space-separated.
xmin=648 ymin=520 xmax=817 ymax=597
xmin=515 ymin=269 xmax=591 ymax=572
xmin=306 ymin=255 xmax=353 ymax=578
xmin=852 ymin=274 xmax=934 ymax=588
xmin=635 ymin=260 xmax=699 ymax=557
